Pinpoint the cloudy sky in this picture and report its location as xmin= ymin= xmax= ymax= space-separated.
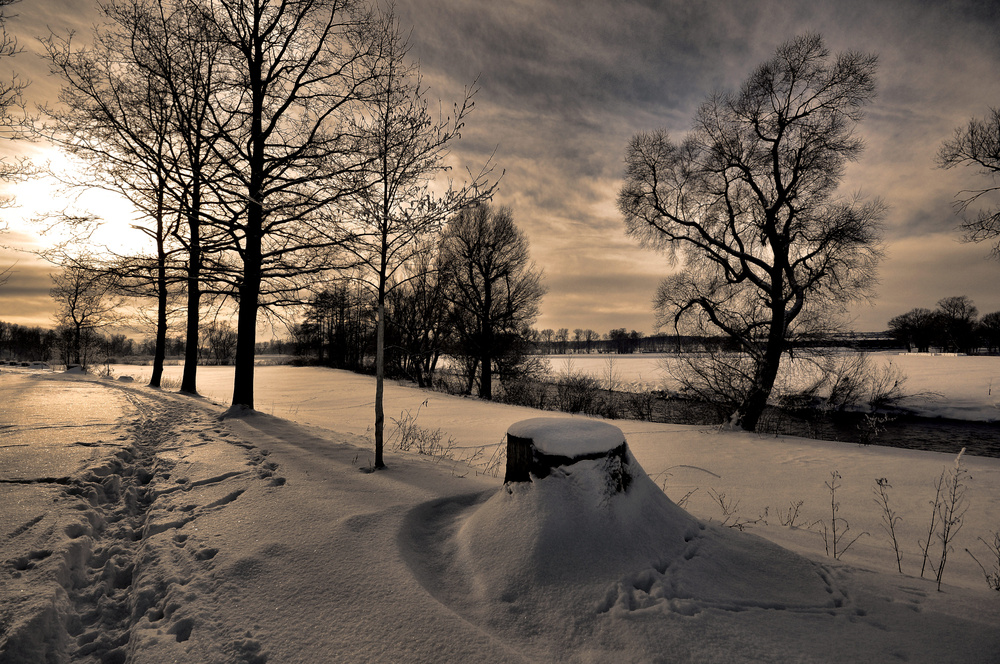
xmin=2 ymin=0 xmax=999 ymax=336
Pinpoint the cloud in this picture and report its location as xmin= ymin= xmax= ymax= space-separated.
xmin=848 ymin=233 xmax=1000 ymax=330
xmin=0 ymin=247 xmax=54 ymax=327
xmin=3 ymin=0 xmax=1000 ymax=336
xmin=402 ymin=0 xmax=1000 ymax=333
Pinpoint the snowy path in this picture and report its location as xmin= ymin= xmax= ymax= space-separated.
xmin=3 ymin=370 xmax=1000 ymax=662
xmin=0 ymin=373 xmax=526 ymax=662
xmin=1 ymin=373 xmax=289 ymax=661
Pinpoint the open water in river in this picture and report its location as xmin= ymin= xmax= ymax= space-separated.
xmin=779 ymin=411 xmax=1000 ymax=458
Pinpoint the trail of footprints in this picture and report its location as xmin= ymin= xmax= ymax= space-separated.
xmin=3 ymin=391 xmax=282 ymax=663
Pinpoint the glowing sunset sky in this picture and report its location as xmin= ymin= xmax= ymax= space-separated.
xmin=1 ymin=0 xmax=999 ymax=336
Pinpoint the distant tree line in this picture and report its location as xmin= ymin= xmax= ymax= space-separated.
xmin=0 ymin=319 xmax=292 ymax=366
xmin=888 ymin=295 xmax=1000 ymax=354
xmin=534 ymin=328 xmax=646 ymax=355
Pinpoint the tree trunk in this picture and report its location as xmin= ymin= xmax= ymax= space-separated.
xmin=480 ymin=347 xmax=492 ymax=400
xmin=180 ymin=211 xmax=201 ymax=394
xmin=231 ymin=40 xmax=266 ymax=413
xmin=465 ymin=357 xmax=478 ymax=394
xmin=480 ymin=284 xmax=493 ymax=400
xmin=730 ymin=307 xmax=785 ymax=431
xmin=374 ymin=299 xmax=386 ymax=469
xmin=72 ymin=324 xmax=82 ymax=365
xmin=150 ymin=248 xmax=167 ymax=388
xmin=231 ymin=228 xmax=261 ymax=410
xmin=150 ymin=158 xmax=169 ymax=388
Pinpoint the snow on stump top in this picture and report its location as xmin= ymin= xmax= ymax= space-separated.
xmin=504 ymin=417 xmax=630 ymax=490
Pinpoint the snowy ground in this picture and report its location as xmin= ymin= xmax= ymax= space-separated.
xmin=2 ymin=362 xmax=999 ymax=662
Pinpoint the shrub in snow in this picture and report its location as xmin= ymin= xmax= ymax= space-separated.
xmin=966 ymin=531 xmax=1000 ymax=591
xmin=553 ymin=372 xmax=603 ymax=414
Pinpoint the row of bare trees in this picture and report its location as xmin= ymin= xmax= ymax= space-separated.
xmin=25 ymin=0 xmax=534 ymax=468
xmin=888 ymin=296 xmax=1000 ymax=354
xmin=0 ymin=316 xmax=246 ymax=366
xmin=534 ymin=328 xmax=643 ymax=355
xmin=24 ymin=0 xmax=516 ymax=462
xmin=295 ymin=203 xmax=545 ymax=400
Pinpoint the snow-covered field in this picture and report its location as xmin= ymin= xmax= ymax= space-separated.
xmin=2 ymin=361 xmax=999 ymax=662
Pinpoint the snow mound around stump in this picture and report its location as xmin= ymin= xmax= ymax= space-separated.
xmin=454 ymin=418 xmax=845 ymax=615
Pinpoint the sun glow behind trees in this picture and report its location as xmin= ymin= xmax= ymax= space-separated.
xmin=3 ymin=147 xmax=149 ymax=257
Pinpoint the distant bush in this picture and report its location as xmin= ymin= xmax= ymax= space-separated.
xmin=498 ymin=377 xmax=549 ymax=410
xmin=554 ymin=372 xmax=602 ymax=414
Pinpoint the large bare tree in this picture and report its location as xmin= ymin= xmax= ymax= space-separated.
xmin=938 ymin=107 xmax=1000 ymax=259
xmin=191 ymin=0 xmax=385 ymax=413
xmin=438 ymin=203 xmax=545 ymax=402
xmin=618 ymin=34 xmax=884 ymax=431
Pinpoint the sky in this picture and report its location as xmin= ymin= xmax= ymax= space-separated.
xmin=1 ymin=0 xmax=1000 ymax=336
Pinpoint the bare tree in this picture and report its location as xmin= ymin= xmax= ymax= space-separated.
xmin=188 ymin=0 xmax=387 ymax=413
xmin=0 ymin=0 xmax=30 ymax=213
xmin=40 ymin=35 xmax=182 ymax=386
xmin=202 ymin=320 xmax=238 ymax=363
xmin=539 ymin=328 xmax=554 ymax=353
xmin=888 ymin=308 xmax=936 ymax=353
xmin=935 ymin=295 xmax=979 ymax=354
xmin=979 ymin=311 xmax=1000 ymax=354
xmin=384 ymin=246 xmax=450 ymax=387
xmin=618 ymin=34 xmax=884 ymax=431
xmin=555 ymin=328 xmax=568 ymax=354
xmin=939 ymin=107 xmax=1000 ymax=259
xmin=50 ymin=261 xmax=125 ymax=366
xmin=438 ymin=203 xmax=545 ymax=401
xmin=341 ymin=10 xmax=493 ymax=469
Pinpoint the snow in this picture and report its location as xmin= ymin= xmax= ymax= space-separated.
xmin=2 ymin=363 xmax=1000 ymax=662
xmin=506 ymin=417 xmax=625 ymax=456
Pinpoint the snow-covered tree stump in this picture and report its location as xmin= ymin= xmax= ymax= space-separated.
xmin=504 ymin=417 xmax=632 ymax=492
